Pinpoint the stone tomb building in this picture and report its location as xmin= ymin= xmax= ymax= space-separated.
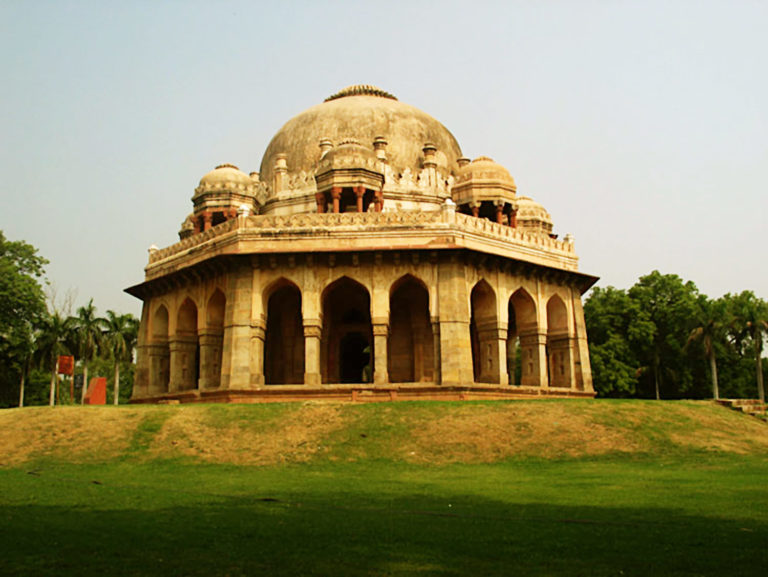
xmin=126 ymin=85 xmax=598 ymax=403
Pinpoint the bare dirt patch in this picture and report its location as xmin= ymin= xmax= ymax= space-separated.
xmin=0 ymin=406 xmax=142 ymax=466
xmin=402 ymin=403 xmax=641 ymax=464
xmin=148 ymin=403 xmax=346 ymax=465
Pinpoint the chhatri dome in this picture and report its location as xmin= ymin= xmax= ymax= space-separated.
xmin=127 ymin=85 xmax=598 ymax=404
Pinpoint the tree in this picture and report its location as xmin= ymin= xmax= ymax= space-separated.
xmin=74 ymin=299 xmax=103 ymax=404
xmin=102 ymin=310 xmax=139 ymax=405
xmin=0 ymin=231 xmax=49 ymax=407
xmin=584 ymin=286 xmax=643 ymax=397
xmin=627 ymin=271 xmax=701 ymax=400
xmin=35 ymin=311 xmax=74 ymax=406
xmin=685 ymin=297 xmax=728 ymax=400
xmin=727 ymin=291 xmax=768 ymax=403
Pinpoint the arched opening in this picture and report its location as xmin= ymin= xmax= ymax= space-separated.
xmin=264 ymin=282 xmax=304 ymax=385
xmin=200 ymin=289 xmax=225 ymax=389
xmin=321 ymin=277 xmax=372 ymax=384
xmin=150 ymin=304 xmax=170 ymax=393
xmin=389 ymin=275 xmax=433 ymax=383
xmin=175 ymin=297 xmax=199 ymax=390
xmin=470 ymin=280 xmax=499 ymax=383
xmin=509 ymin=288 xmax=539 ymax=386
xmin=546 ymin=294 xmax=572 ymax=388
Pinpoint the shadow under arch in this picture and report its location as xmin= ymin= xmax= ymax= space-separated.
xmin=175 ymin=297 xmax=200 ymax=390
xmin=470 ymin=279 xmax=499 ymax=383
xmin=321 ymin=276 xmax=372 ymax=384
xmin=200 ymin=289 xmax=226 ymax=389
xmin=149 ymin=303 xmax=170 ymax=393
xmin=263 ymin=278 xmax=304 ymax=385
xmin=546 ymin=293 xmax=573 ymax=388
xmin=389 ymin=274 xmax=433 ymax=383
xmin=508 ymin=288 xmax=540 ymax=387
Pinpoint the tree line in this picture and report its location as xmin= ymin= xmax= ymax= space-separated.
xmin=584 ymin=271 xmax=768 ymax=401
xmin=0 ymin=231 xmax=138 ymax=408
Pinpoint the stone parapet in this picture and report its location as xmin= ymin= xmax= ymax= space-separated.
xmin=145 ymin=210 xmax=579 ymax=280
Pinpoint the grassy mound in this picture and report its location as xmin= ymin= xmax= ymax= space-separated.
xmin=2 ymin=399 xmax=767 ymax=467
xmin=1 ymin=400 xmax=767 ymax=576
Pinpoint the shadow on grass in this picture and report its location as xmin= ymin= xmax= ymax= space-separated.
xmin=2 ymin=489 xmax=766 ymax=577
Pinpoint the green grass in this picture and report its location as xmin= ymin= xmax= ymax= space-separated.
xmin=1 ymin=401 xmax=767 ymax=576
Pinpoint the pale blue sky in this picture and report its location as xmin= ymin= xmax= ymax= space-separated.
xmin=1 ymin=0 xmax=766 ymax=315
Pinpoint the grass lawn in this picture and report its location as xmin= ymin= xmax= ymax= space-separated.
xmin=1 ymin=401 xmax=767 ymax=576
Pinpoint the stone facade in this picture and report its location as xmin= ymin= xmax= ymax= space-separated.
xmin=126 ymin=85 xmax=597 ymax=403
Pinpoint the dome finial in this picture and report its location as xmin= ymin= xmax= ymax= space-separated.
xmin=325 ymin=85 xmax=397 ymax=102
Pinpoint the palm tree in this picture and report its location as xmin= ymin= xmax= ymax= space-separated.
xmin=102 ymin=310 xmax=139 ymax=405
xmin=686 ymin=298 xmax=726 ymax=400
xmin=728 ymin=291 xmax=768 ymax=403
xmin=74 ymin=299 xmax=103 ymax=404
xmin=35 ymin=311 xmax=74 ymax=406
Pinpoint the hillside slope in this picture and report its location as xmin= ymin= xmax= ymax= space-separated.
xmin=2 ymin=400 xmax=768 ymax=467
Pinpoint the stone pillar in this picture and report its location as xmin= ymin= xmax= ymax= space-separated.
xmin=146 ymin=343 xmax=170 ymax=395
xmin=375 ymin=190 xmax=384 ymax=212
xmin=249 ymin=322 xmax=266 ymax=387
xmin=495 ymin=201 xmax=505 ymax=225
xmin=571 ymin=289 xmax=593 ymax=392
xmin=506 ymin=335 xmax=517 ymax=386
xmin=471 ymin=202 xmax=480 ymax=218
xmin=431 ymin=318 xmax=441 ymax=384
xmin=547 ymin=334 xmax=573 ymax=388
xmin=372 ymin=320 xmax=389 ymax=384
xmin=331 ymin=187 xmax=342 ymax=213
xmin=202 ymin=212 xmax=212 ymax=232
xmin=221 ymin=265 xmax=257 ymax=388
xmin=519 ymin=331 xmax=548 ymax=387
xmin=198 ymin=330 xmax=223 ymax=389
xmin=475 ymin=320 xmax=506 ymax=384
xmin=355 ymin=186 xmax=365 ymax=213
xmin=437 ymin=255 xmax=474 ymax=385
xmin=315 ymin=192 xmax=326 ymax=213
xmin=169 ymin=336 xmax=197 ymax=392
xmin=303 ymin=319 xmax=322 ymax=385
xmin=510 ymin=208 xmax=518 ymax=228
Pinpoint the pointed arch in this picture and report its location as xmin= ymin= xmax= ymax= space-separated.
xmin=508 ymin=288 xmax=539 ymax=387
xmin=206 ymin=289 xmax=226 ymax=329
xmin=389 ymin=274 xmax=433 ymax=383
xmin=264 ymin=279 xmax=304 ymax=385
xmin=546 ymin=294 xmax=572 ymax=387
xmin=470 ymin=280 xmax=499 ymax=383
xmin=173 ymin=297 xmax=199 ymax=391
xmin=149 ymin=304 xmax=170 ymax=394
xmin=200 ymin=289 xmax=226 ymax=389
xmin=321 ymin=276 xmax=372 ymax=384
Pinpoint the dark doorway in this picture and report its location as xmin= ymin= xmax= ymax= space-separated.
xmin=340 ymin=332 xmax=370 ymax=383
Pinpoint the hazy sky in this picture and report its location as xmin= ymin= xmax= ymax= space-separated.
xmin=1 ymin=0 xmax=766 ymax=316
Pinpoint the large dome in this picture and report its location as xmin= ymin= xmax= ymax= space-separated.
xmin=259 ymin=85 xmax=462 ymax=187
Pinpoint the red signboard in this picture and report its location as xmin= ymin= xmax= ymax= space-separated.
xmin=57 ymin=355 xmax=74 ymax=376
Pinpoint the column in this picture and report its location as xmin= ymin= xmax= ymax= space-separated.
xmin=202 ymin=212 xmax=212 ymax=231
xmin=519 ymin=331 xmax=548 ymax=387
xmin=331 ymin=187 xmax=342 ymax=213
xmin=372 ymin=321 xmax=389 ymax=384
xmin=146 ymin=343 xmax=169 ymax=394
xmin=375 ymin=190 xmax=384 ymax=212
xmin=495 ymin=201 xmax=504 ymax=225
xmin=431 ymin=318 xmax=441 ymax=384
xmin=198 ymin=330 xmax=223 ymax=389
xmin=220 ymin=265 xmax=257 ymax=388
xmin=471 ymin=202 xmax=480 ymax=218
xmin=506 ymin=335 xmax=516 ymax=386
xmin=437 ymin=256 xmax=474 ymax=385
xmin=169 ymin=336 xmax=197 ymax=391
xmin=303 ymin=319 xmax=322 ymax=385
xmin=355 ymin=186 xmax=365 ymax=213
xmin=315 ymin=192 xmax=326 ymax=213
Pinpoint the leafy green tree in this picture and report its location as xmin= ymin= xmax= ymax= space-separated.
xmin=102 ymin=310 xmax=139 ymax=405
xmin=35 ymin=311 xmax=74 ymax=406
xmin=74 ymin=299 xmax=103 ymax=404
xmin=727 ymin=291 xmax=768 ymax=402
xmin=584 ymin=286 xmax=644 ymax=397
xmin=685 ymin=297 xmax=728 ymax=399
xmin=0 ymin=231 xmax=48 ymax=407
xmin=627 ymin=271 xmax=701 ymax=400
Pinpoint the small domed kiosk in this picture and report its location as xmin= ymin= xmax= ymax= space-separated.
xmin=126 ymin=86 xmax=598 ymax=403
